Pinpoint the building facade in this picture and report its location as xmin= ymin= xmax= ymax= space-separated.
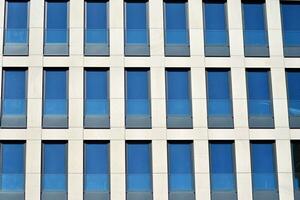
xmin=0 ymin=0 xmax=300 ymax=200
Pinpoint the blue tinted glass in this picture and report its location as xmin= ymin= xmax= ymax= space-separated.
xmin=167 ymin=69 xmax=191 ymax=115
xmin=251 ymin=142 xmax=277 ymax=190
xmin=292 ymin=142 xmax=300 ymax=190
xmin=286 ymin=70 xmax=300 ymax=117
xmin=2 ymin=143 xmax=25 ymax=191
xmin=6 ymin=1 xmax=28 ymax=29
xmin=204 ymin=1 xmax=226 ymax=30
xmin=127 ymin=142 xmax=151 ymax=192
xmin=46 ymin=1 xmax=68 ymax=29
xmin=4 ymin=70 xmax=26 ymax=99
xmin=204 ymin=1 xmax=228 ymax=45
xmin=242 ymin=1 xmax=267 ymax=45
xmin=126 ymin=69 xmax=150 ymax=115
xmin=86 ymin=70 xmax=107 ymax=99
xmin=165 ymin=1 xmax=188 ymax=44
xmin=125 ymin=1 xmax=148 ymax=43
xmin=85 ymin=142 xmax=109 ymax=191
xmin=281 ymin=2 xmax=300 ymax=45
xmin=86 ymin=1 xmax=107 ymax=29
xmin=207 ymin=69 xmax=232 ymax=116
xmin=165 ymin=1 xmax=186 ymax=29
xmin=210 ymin=142 xmax=235 ymax=191
xmin=45 ymin=69 xmax=67 ymax=99
xmin=43 ymin=143 xmax=67 ymax=191
xmin=2 ymin=70 xmax=26 ymax=115
xmin=168 ymin=142 xmax=194 ymax=191
xmin=247 ymin=70 xmax=272 ymax=116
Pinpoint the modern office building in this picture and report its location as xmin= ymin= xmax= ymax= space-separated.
xmin=0 ymin=0 xmax=300 ymax=200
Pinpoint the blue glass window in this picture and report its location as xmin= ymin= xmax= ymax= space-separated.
xmin=281 ymin=2 xmax=300 ymax=48
xmin=251 ymin=141 xmax=277 ymax=191
xmin=206 ymin=69 xmax=233 ymax=121
xmin=164 ymin=0 xmax=189 ymax=45
xmin=4 ymin=0 xmax=28 ymax=44
xmin=84 ymin=142 xmax=109 ymax=192
xmin=43 ymin=68 xmax=68 ymax=128
xmin=126 ymin=142 xmax=152 ymax=192
xmin=246 ymin=69 xmax=274 ymax=127
xmin=1 ymin=69 xmax=27 ymax=122
xmin=1 ymin=142 xmax=25 ymax=192
xmin=85 ymin=69 xmax=109 ymax=117
xmin=210 ymin=141 xmax=236 ymax=192
xmin=125 ymin=0 xmax=148 ymax=44
xmin=125 ymin=69 xmax=150 ymax=117
xmin=168 ymin=141 xmax=194 ymax=192
xmin=203 ymin=0 xmax=229 ymax=47
xmin=85 ymin=0 xmax=108 ymax=44
xmin=45 ymin=0 xmax=68 ymax=44
xmin=42 ymin=142 xmax=67 ymax=192
xmin=166 ymin=69 xmax=192 ymax=117
xmin=292 ymin=141 xmax=300 ymax=192
xmin=286 ymin=70 xmax=300 ymax=127
xmin=242 ymin=1 xmax=268 ymax=47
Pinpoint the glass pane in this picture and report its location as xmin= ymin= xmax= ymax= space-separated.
xmin=85 ymin=142 xmax=109 ymax=191
xmin=44 ymin=69 xmax=67 ymax=115
xmin=286 ymin=70 xmax=300 ymax=116
xmin=210 ymin=142 xmax=235 ymax=191
xmin=127 ymin=142 xmax=152 ymax=192
xmin=86 ymin=0 xmax=107 ymax=29
xmin=166 ymin=69 xmax=191 ymax=115
xmin=2 ymin=69 xmax=26 ymax=115
xmin=168 ymin=142 xmax=194 ymax=191
xmin=126 ymin=69 xmax=150 ymax=115
xmin=43 ymin=143 xmax=67 ymax=191
xmin=251 ymin=142 xmax=277 ymax=191
xmin=6 ymin=1 xmax=28 ymax=29
xmin=292 ymin=141 xmax=300 ymax=190
xmin=207 ymin=69 xmax=232 ymax=116
xmin=242 ymin=1 xmax=268 ymax=45
xmin=165 ymin=1 xmax=188 ymax=44
xmin=2 ymin=143 xmax=25 ymax=191
xmin=281 ymin=2 xmax=300 ymax=46
xmin=246 ymin=69 xmax=273 ymax=116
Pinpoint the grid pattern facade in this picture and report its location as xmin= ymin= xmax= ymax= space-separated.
xmin=0 ymin=0 xmax=299 ymax=200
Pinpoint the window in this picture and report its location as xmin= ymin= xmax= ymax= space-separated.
xmin=43 ymin=68 xmax=68 ymax=128
xmin=203 ymin=0 xmax=230 ymax=57
xmin=209 ymin=141 xmax=237 ymax=199
xmin=125 ymin=68 xmax=151 ymax=128
xmin=250 ymin=141 xmax=278 ymax=200
xmin=246 ymin=69 xmax=274 ymax=128
xmin=42 ymin=141 xmax=67 ymax=200
xmin=1 ymin=68 xmax=27 ymax=128
xmin=166 ymin=68 xmax=192 ymax=128
xmin=168 ymin=141 xmax=195 ymax=200
xmin=4 ymin=0 xmax=29 ymax=55
xmin=286 ymin=69 xmax=300 ymax=128
xmin=206 ymin=69 xmax=233 ymax=128
xmin=242 ymin=0 xmax=269 ymax=57
xmin=84 ymin=141 xmax=109 ymax=199
xmin=126 ymin=141 xmax=152 ymax=200
xmin=85 ymin=0 xmax=109 ymax=56
xmin=0 ymin=142 xmax=25 ymax=200
xmin=291 ymin=141 xmax=300 ymax=199
xmin=164 ymin=0 xmax=190 ymax=56
xmin=124 ymin=0 xmax=149 ymax=56
xmin=44 ymin=0 xmax=69 ymax=55
xmin=280 ymin=1 xmax=300 ymax=57
xmin=84 ymin=68 xmax=109 ymax=128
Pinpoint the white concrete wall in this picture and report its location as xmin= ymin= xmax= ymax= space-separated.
xmin=0 ymin=0 xmax=297 ymax=199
